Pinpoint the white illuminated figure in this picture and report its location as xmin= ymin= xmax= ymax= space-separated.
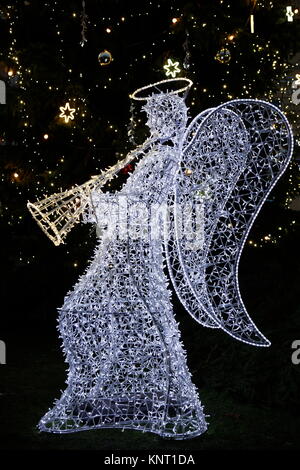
xmin=28 ymin=78 xmax=293 ymax=439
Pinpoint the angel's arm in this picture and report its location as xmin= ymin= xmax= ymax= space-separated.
xmin=27 ymin=136 xmax=157 ymax=246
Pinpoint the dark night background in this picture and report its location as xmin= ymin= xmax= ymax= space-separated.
xmin=0 ymin=0 xmax=300 ymax=453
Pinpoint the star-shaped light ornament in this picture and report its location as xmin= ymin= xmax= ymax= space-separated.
xmin=163 ymin=59 xmax=181 ymax=78
xmin=59 ymin=102 xmax=76 ymax=123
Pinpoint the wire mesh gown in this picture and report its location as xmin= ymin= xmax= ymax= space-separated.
xmin=38 ymin=128 xmax=207 ymax=439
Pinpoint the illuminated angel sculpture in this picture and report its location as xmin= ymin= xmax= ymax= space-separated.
xmin=27 ymin=78 xmax=293 ymax=439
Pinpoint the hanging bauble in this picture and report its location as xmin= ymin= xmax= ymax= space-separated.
xmin=98 ymin=50 xmax=113 ymax=66
xmin=215 ymin=48 xmax=231 ymax=64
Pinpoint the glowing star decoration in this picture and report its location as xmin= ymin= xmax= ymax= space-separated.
xmin=286 ymin=6 xmax=295 ymax=22
xmin=59 ymin=102 xmax=75 ymax=123
xmin=215 ymin=48 xmax=231 ymax=64
xmin=27 ymin=78 xmax=293 ymax=440
xmin=295 ymin=74 xmax=300 ymax=86
xmin=163 ymin=59 xmax=181 ymax=78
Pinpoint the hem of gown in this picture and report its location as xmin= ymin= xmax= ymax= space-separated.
xmin=38 ymin=420 xmax=208 ymax=440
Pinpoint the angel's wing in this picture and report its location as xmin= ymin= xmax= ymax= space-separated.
xmin=164 ymin=106 xmax=249 ymax=330
xmin=165 ymin=99 xmax=293 ymax=346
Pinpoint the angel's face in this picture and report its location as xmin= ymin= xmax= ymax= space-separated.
xmin=143 ymin=93 xmax=188 ymax=140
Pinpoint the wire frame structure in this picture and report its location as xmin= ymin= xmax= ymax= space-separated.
xmin=28 ymin=90 xmax=293 ymax=440
xmin=166 ymin=99 xmax=294 ymax=345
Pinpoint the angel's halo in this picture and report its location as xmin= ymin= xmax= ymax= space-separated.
xmin=130 ymin=78 xmax=193 ymax=101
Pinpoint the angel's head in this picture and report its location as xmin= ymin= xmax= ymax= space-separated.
xmin=142 ymin=93 xmax=188 ymax=141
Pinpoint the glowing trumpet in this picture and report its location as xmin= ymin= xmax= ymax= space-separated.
xmin=27 ymin=137 xmax=155 ymax=246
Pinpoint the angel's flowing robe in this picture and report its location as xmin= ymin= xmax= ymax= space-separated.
xmin=39 ymin=141 xmax=207 ymax=439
